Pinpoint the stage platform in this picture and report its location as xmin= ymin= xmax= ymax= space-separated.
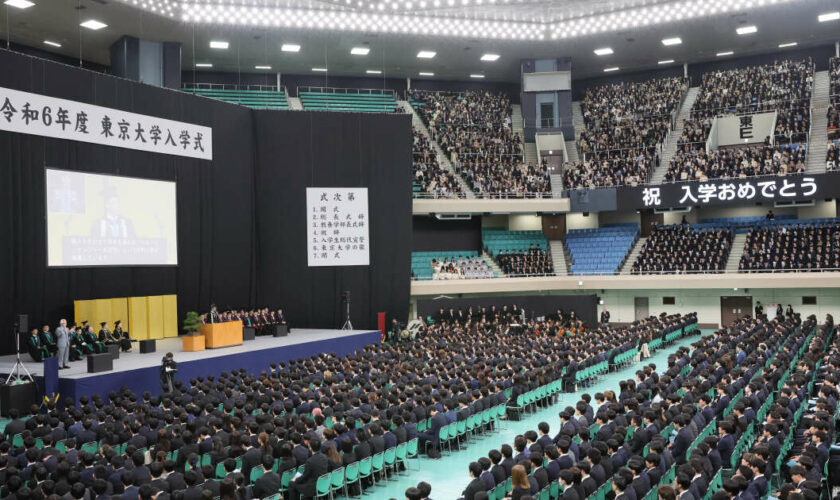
xmin=0 ymin=329 xmax=380 ymax=404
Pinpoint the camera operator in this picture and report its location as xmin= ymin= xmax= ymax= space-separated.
xmin=160 ymin=352 xmax=178 ymax=392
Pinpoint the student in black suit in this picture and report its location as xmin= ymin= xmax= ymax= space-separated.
xmin=530 ymin=454 xmax=549 ymax=491
xmin=560 ymin=469 xmax=580 ymax=500
xmin=288 ymin=437 xmax=328 ymax=500
xmin=252 ymin=455 xmax=282 ymax=499
xmin=460 ymin=462 xmax=488 ymax=500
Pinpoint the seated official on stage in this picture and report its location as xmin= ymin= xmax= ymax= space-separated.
xmin=39 ymin=324 xmax=58 ymax=356
xmin=27 ymin=328 xmax=51 ymax=362
xmin=202 ymin=305 xmax=289 ymax=335
xmin=99 ymin=320 xmax=133 ymax=352
xmin=113 ymin=320 xmax=133 ymax=352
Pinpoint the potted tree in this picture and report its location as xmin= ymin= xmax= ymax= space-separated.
xmin=182 ymin=311 xmax=203 ymax=336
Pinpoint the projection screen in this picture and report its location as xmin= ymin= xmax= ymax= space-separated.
xmin=46 ymin=168 xmax=177 ymax=267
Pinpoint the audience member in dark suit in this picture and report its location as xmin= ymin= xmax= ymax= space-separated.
xmin=252 ymin=454 xmax=282 ymax=499
xmin=460 ymin=462 xmax=489 ymax=500
xmin=288 ymin=438 xmax=328 ymax=500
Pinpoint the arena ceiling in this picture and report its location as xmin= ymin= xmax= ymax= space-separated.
xmin=2 ymin=0 xmax=839 ymax=81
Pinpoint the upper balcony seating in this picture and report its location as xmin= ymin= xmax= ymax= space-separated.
xmin=565 ymin=223 xmax=639 ymax=275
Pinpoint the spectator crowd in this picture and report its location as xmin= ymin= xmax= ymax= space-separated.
xmin=739 ymin=221 xmax=840 ymax=272
xmin=411 ymin=89 xmax=552 ymax=198
xmin=429 ymin=255 xmax=495 ymax=280
xmin=664 ymin=143 xmax=806 ymax=182
xmin=492 ymin=246 xmax=554 ymax=277
xmin=412 ymin=128 xmax=464 ymax=198
xmin=828 ymin=57 xmax=839 ymax=141
xmin=632 ymin=224 xmax=732 ymax=274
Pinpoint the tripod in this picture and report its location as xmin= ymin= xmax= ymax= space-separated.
xmin=341 ymin=294 xmax=353 ymax=330
xmin=5 ymin=326 xmax=34 ymax=385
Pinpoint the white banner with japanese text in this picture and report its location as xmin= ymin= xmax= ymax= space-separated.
xmin=716 ymin=111 xmax=776 ymax=147
xmin=0 ymin=86 xmax=212 ymax=160
xmin=307 ymin=188 xmax=370 ymax=267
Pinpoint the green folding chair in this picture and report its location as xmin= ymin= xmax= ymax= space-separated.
xmin=314 ymin=473 xmax=331 ymax=499
xmin=249 ymin=466 xmax=264 ymax=484
xmin=395 ymin=442 xmax=408 ymax=474
xmin=358 ymin=457 xmax=372 ymax=491
xmin=344 ymin=461 xmax=360 ymax=497
xmin=330 ymin=466 xmax=345 ymax=498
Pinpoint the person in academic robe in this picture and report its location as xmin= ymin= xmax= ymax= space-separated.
xmin=83 ymin=325 xmax=105 ymax=354
xmin=99 ymin=322 xmax=119 ymax=345
xmin=27 ymin=328 xmax=50 ymax=362
xmin=209 ymin=305 xmax=220 ymax=324
xmin=40 ymin=325 xmax=58 ymax=355
xmin=114 ymin=320 xmax=132 ymax=352
xmin=70 ymin=326 xmax=91 ymax=359
xmin=276 ymin=308 xmax=290 ymax=332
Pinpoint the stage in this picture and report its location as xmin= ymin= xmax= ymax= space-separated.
xmin=0 ymin=329 xmax=380 ymax=405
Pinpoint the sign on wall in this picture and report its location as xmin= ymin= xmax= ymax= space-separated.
xmin=307 ymin=187 xmax=370 ymax=267
xmin=0 ymin=86 xmax=212 ymax=160
xmin=616 ymin=172 xmax=840 ymax=210
xmin=715 ymin=111 xmax=776 ymax=147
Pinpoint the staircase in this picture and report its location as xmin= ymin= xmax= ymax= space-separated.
xmin=398 ymin=100 xmax=476 ymax=198
xmin=550 ymin=174 xmax=565 ymax=197
xmin=287 ymin=96 xmax=303 ymax=110
xmin=482 ymin=251 xmax=506 ymax=277
xmin=564 ymin=140 xmax=580 ymax=163
xmin=524 ymin=142 xmax=539 ymax=166
xmin=806 ymin=70 xmax=831 ymax=173
xmin=726 ymin=233 xmax=747 ymax=273
xmin=619 ymin=237 xmax=647 ymax=275
xmin=650 ymin=86 xmax=700 ymax=184
xmin=549 ymin=241 xmax=569 ymax=276
xmin=571 ymin=101 xmax=585 ymax=142
xmin=511 ymin=104 xmax=525 ymax=138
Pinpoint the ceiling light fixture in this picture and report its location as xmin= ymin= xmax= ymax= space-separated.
xmin=818 ymin=11 xmax=840 ymax=22
xmin=419 ymin=72 xmax=435 ymax=76
xmin=416 ymin=51 xmax=436 ymax=58
xmin=43 ymin=40 xmax=62 ymax=48
xmin=661 ymin=37 xmax=682 ymax=46
xmin=255 ymin=65 xmax=272 ymax=70
xmin=4 ymin=0 xmax=34 ymax=9
xmin=366 ymin=70 xmax=382 ymax=74
xmin=195 ymin=63 xmax=213 ymax=68
xmin=593 ymin=47 xmax=613 ymax=56
xmin=80 ymin=20 xmax=107 ymax=30
xmin=658 ymin=59 xmax=675 ymax=65
xmin=604 ymin=66 xmax=619 ymax=72
xmin=480 ymin=53 xmax=500 ymax=61
xmin=716 ymin=51 xmax=734 ymax=57
xmin=312 ymin=67 xmax=328 ymax=72
xmin=210 ymin=41 xmax=229 ymax=49
xmin=778 ymin=42 xmax=798 ymax=48
xmin=351 ymin=47 xmax=370 ymax=55
xmin=736 ymin=25 xmax=757 ymax=35
xmin=470 ymin=74 xmax=485 ymax=78
xmin=281 ymin=44 xmax=301 ymax=52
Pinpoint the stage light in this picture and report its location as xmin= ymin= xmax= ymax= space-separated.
xmin=416 ymin=50 xmax=436 ymax=58
xmin=351 ymin=47 xmax=370 ymax=55
xmin=281 ymin=44 xmax=301 ymax=52
xmin=480 ymin=53 xmax=500 ymax=61
xmin=818 ymin=11 xmax=839 ymax=22
xmin=4 ymin=0 xmax=34 ymax=9
xmin=661 ymin=37 xmax=682 ymax=46
xmin=593 ymin=47 xmax=613 ymax=56
xmin=210 ymin=41 xmax=229 ymax=49
xmin=736 ymin=25 xmax=757 ymax=35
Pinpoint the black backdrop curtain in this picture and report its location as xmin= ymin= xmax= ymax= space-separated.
xmin=0 ymin=50 xmax=411 ymax=354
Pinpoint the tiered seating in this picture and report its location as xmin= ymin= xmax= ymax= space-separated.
xmin=299 ymin=89 xmax=398 ymax=112
xmin=412 ymin=129 xmax=463 ymax=198
xmin=412 ymin=90 xmax=551 ymax=198
xmin=665 ymin=143 xmax=807 ymax=182
xmin=670 ymin=58 xmax=813 ymax=181
xmin=410 ymin=251 xmax=494 ymax=280
xmin=565 ymin=224 xmax=639 ymax=275
xmin=564 ymin=77 xmax=685 ymax=189
xmin=631 ymin=224 xmax=732 ymax=274
xmin=483 ymin=228 xmax=553 ymax=276
xmin=182 ymin=87 xmax=289 ymax=109
xmin=829 ymin=57 xmax=839 ymax=141
xmin=739 ymin=218 xmax=840 ymax=272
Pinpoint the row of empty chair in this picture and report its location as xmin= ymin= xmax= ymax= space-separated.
xmin=481 ymin=228 xmax=548 ymax=255
xmin=182 ymin=88 xmax=289 ymax=110
xmin=565 ymin=224 xmax=639 ymax=275
xmin=299 ymin=90 xmax=398 ymax=113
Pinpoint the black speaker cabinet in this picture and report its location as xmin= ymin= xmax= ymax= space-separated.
xmin=139 ymin=339 xmax=156 ymax=353
xmin=243 ymin=327 xmax=256 ymax=341
xmin=0 ymin=382 xmax=40 ymax=417
xmin=106 ymin=344 xmax=120 ymax=360
xmin=87 ymin=353 xmax=113 ymax=373
xmin=18 ymin=314 xmax=28 ymax=334
xmin=273 ymin=324 xmax=288 ymax=337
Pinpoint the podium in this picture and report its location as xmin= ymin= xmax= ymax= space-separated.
xmin=201 ymin=321 xmax=243 ymax=348
xmin=183 ymin=335 xmax=205 ymax=352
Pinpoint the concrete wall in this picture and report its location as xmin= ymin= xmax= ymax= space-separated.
xmin=600 ymin=288 xmax=840 ymax=327
xmin=508 ymin=215 xmax=543 ymax=231
xmin=798 ymin=200 xmax=837 ymax=219
xmin=566 ymin=212 xmax=600 ymax=232
xmin=482 ymin=215 xmax=508 ymax=228
xmin=599 ymin=211 xmax=641 ymax=226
